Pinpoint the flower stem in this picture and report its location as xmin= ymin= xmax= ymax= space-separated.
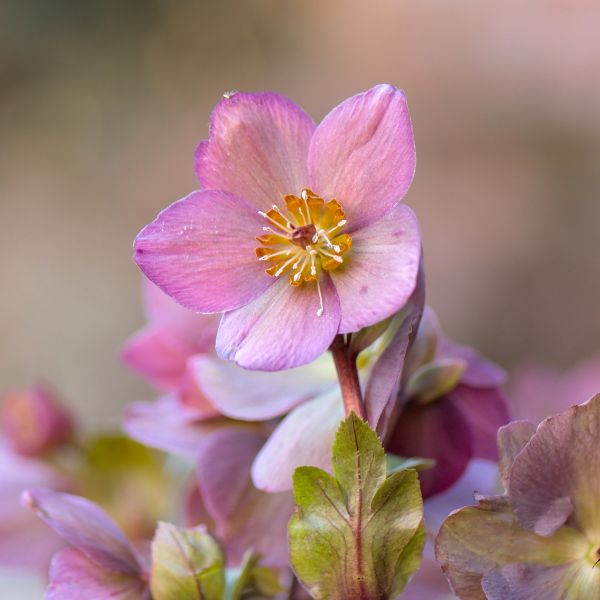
xmin=330 ymin=334 xmax=366 ymax=420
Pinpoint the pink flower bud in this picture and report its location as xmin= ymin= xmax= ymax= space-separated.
xmin=1 ymin=384 xmax=73 ymax=457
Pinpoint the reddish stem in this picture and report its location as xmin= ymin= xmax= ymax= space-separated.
xmin=330 ymin=335 xmax=366 ymax=420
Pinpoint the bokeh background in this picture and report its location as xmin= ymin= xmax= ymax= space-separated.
xmin=1 ymin=0 xmax=599 ymax=593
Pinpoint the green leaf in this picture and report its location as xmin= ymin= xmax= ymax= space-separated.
xmin=386 ymin=453 xmax=436 ymax=474
xmin=151 ymin=522 xmax=225 ymax=600
xmin=225 ymin=551 xmax=283 ymax=600
xmin=289 ymin=413 xmax=424 ymax=600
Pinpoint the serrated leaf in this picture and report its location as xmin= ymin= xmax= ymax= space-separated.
xmin=225 ymin=551 xmax=283 ymax=600
xmin=289 ymin=413 xmax=424 ymax=600
xmin=150 ymin=522 xmax=225 ymax=600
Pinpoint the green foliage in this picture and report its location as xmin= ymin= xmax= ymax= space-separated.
xmin=289 ymin=413 xmax=425 ymax=600
xmin=225 ymin=551 xmax=284 ymax=600
xmin=151 ymin=522 xmax=225 ymax=600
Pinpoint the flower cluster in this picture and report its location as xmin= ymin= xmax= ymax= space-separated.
xmin=3 ymin=85 xmax=599 ymax=600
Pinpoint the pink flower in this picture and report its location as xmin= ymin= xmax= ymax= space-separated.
xmin=1 ymin=384 xmax=73 ymax=457
xmin=134 ymin=84 xmax=420 ymax=370
xmin=22 ymin=488 xmax=149 ymax=599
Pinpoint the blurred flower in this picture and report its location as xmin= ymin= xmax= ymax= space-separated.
xmin=1 ymin=384 xmax=73 ymax=458
xmin=0 ymin=444 xmax=70 ymax=572
xmin=23 ymin=488 xmax=150 ymax=599
xmin=510 ymin=355 xmax=600 ymax=424
xmin=134 ymin=84 xmax=420 ymax=371
xmin=436 ymin=394 xmax=600 ymax=599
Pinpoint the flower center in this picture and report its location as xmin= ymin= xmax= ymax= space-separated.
xmin=255 ymin=188 xmax=352 ymax=316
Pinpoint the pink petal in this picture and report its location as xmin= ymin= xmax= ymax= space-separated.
xmin=450 ymin=385 xmax=511 ymax=461
xmin=142 ymin=279 xmax=219 ymax=353
xmin=251 ymin=392 xmax=344 ymax=492
xmin=123 ymin=397 xmax=224 ymax=458
xmin=330 ymin=204 xmax=421 ymax=333
xmin=497 ymin=421 xmax=536 ymax=489
xmin=22 ymin=489 xmax=141 ymax=576
xmin=196 ymin=426 xmax=293 ymax=566
xmin=45 ymin=548 xmax=148 ymax=600
xmin=216 ymin=276 xmax=341 ymax=371
xmin=195 ymin=91 xmax=315 ymax=212
xmin=134 ymin=190 xmax=272 ymax=313
xmin=120 ymin=325 xmax=193 ymax=391
xmin=190 ymin=353 xmax=335 ymax=420
xmin=308 ymin=84 xmax=416 ymax=231
xmin=508 ymin=395 xmax=600 ymax=537
xmin=438 ymin=337 xmax=506 ymax=388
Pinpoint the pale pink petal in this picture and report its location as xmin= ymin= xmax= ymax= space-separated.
xmin=308 ymin=84 xmax=415 ymax=231
xmin=190 ymin=353 xmax=335 ymax=420
xmin=216 ymin=276 xmax=341 ymax=371
xmin=177 ymin=368 xmax=220 ymax=419
xmin=196 ymin=427 xmax=293 ymax=566
xmin=251 ymin=392 xmax=344 ymax=492
xmin=45 ymin=548 xmax=148 ymax=600
xmin=142 ymin=279 xmax=219 ymax=353
xmin=195 ymin=91 xmax=315 ymax=212
xmin=497 ymin=421 xmax=536 ymax=489
xmin=22 ymin=489 xmax=141 ymax=576
xmin=123 ymin=397 xmax=224 ymax=458
xmin=134 ymin=190 xmax=272 ymax=313
xmin=120 ymin=325 xmax=193 ymax=391
xmin=330 ymin=204 xmax=421 ymax=333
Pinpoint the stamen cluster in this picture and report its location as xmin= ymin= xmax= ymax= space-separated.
xmin=255 ymin=189 xmax=352 ymax=287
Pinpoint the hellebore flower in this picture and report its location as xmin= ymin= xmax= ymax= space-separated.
xmin=22 ymin=488 xmax=150 ymax=599
xmin=1 ymin=384 xmax=73 ymax=457
xmin=510 ymin=354 xmax=600 ymax=425
xmin=134 ymin=84 xmax=421 ymax=371
xmin=436 ymin=394 xmax=600 ymax=599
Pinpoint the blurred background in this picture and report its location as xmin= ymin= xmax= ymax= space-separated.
xmin=2 ymin=0 xmax=600 ymax=427
xmin=1 ymin=2 xmax=599 ymax=591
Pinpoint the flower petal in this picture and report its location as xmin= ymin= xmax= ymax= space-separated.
xmin=141 ymin=279 xmax=219 ymax=352
xmin=120 ymin=325 xmax=193 ymax=391
xmin=190 ymin=353 xmax=336 ymax=420
xmin=251 ymin=391 xmax=344 ymax=492
xmin=134 ymin=190 xmax=272 ymax=313
xmin=308 ymin=84 xmax=415 ymax=231
xmin=436 ymin=501 xmax=587 ymax=600
xmin=330 ymin=204 xmax=421 ymax=333
xmin=196 ymin=427 xmax=293 ymax=566
xmin=509 ymin=394 xmax=600 ymax=538
xmin=22 ymin=489 xmax=141 ymax=576
xmin=216 ymin=276 xmax=341 ymax=371
xmin=363 ymin=269 xmax=425 ymax=433
xmin=195 ymin=92 xmax=315 ymax=212
xmin=482 ymin=562 xmax=600 ymax=600
xmin=497 ymin=421 xmax=536 ymax=490
xmin=45 ymin=547 xmax=148 ymax=600
xmin=386 ymin=398 xmax=473 ymax=498
xmin=123 ymin=397 xmax=225 ymax=458
xmin=450 ymin=385 xmax=511 ymax=461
